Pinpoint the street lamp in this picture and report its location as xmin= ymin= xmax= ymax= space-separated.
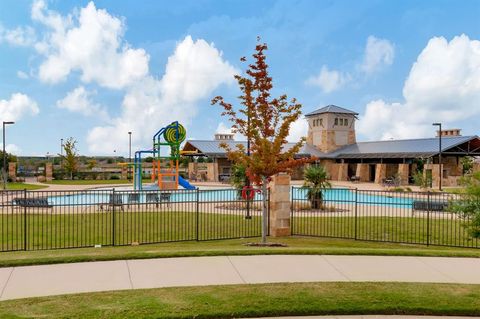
xmin=432 ymin=122 xmax=442 ymax=191
xmin=128 ymin=131 xmax=132 ymax=181
xmin=3 ymin=121 xmax=15 ymax=190
xmin=60 ymin=138 xmax=64 ymax=169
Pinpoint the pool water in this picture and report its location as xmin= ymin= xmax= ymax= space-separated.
xmin=47 ymin=187 xmax=414 ymax=208
xmin=295 ymin=188 xmax=414 ymax=208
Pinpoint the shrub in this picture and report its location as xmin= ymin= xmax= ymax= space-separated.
xmin=449 ymin=172 xmax=480 ymax=238
xmin=110 ymin=175 xmax=120 ymax=180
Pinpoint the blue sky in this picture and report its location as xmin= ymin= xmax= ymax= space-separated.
xmin=0 ymin=0 xmax=479 ymax=156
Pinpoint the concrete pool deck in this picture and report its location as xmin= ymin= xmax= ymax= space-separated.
xmin=1 ymin=254 xmax=480 ymax=301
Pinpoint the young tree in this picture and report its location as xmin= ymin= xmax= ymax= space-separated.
xmin=60 ymin=137 xmax=79 ymax=180
xmin=212 ymin=39 xmax=312 ymax=243
xmin=86 ymin=159 xmax=97 ymax=170
xmin=230 ymin=163 xmax=247 ymax=198
xmin=461 ymin=156 xmax=475 ymax=175
xmin=303 ymin=165 xmax=331 ymax=209
xmin=449 ymin=171 xmax=480 ymax=237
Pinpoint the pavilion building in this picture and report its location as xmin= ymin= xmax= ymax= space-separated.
xmin=183 ymin=105 xmax=480 ymax=187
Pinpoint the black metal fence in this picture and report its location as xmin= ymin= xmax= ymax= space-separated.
xmin=291 ymin=187 xmax=480 ymax=249
xmin=0 ymin=188 xmax=265 ymax=252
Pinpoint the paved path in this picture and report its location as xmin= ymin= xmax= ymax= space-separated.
xmin=1 ymin=255 xmax=480 ymax=301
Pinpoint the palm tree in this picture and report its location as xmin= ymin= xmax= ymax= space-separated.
xmin=303 ymin=165 xmax=331 ymax=209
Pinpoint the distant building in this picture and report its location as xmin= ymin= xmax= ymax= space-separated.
xmin=183 ymin=105 xmax=480 ymax=186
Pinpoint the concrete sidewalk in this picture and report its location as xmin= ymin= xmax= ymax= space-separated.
xmin=1 ymin=255 xmax=480 ymax=301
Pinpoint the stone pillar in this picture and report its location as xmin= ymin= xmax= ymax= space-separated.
xmin=424 ymin=164 xmax=443 ymax=188
xmin=269 ymin=173 xmax=291 ymax=237
xmin=337 ymin=163 xmax=348 ymax=181
xmin=398 ymin=164 xmax=409 ymax=185
xmin=121 ymin=165 xmax=127 ymax=179
xmin=8 ymin=162 xmax=16 ymax=182
xmin=45 ymin=163 xmax=53 ymax=181
xmin=356 ymin=163 xmax=369 ymax=182
xmin=206 ymin=163 xmax=219 ymax=182
xmin=374 ymin=164 xmax=387 ymax=184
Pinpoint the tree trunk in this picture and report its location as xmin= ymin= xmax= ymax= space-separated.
xmin=261 ymin=176 xmax=268 ymax=244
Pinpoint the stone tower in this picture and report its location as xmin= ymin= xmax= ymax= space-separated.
xmin=305 ymin=105 xmax=358 ymax=153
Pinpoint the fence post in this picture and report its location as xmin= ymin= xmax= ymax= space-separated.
xmin=426 ymin=191 xmax=431 ymax=246
xmin=195 ymin=188 xmax=199 ymax=241
xmin=354 ymin=188 xmax=358 ymax=240
xmin=290 ymin=186 xmax=293 ymax=236
xmin=23 ymin=189 xmax=27 ymax=251
xmin=112 ymin=188 xmax=116 ymax=246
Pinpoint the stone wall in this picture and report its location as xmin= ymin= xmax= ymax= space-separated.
xmin=188 ymin=162 xmax=219 ymax=182
xmin=269 ymin=173 xmax=291 ymax=237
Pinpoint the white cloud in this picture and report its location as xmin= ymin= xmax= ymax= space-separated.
xmin=1 ymin=144 xmax=21 ymax=155
xmin=16 ymin=71 xmax=29 ymax=79
xmin=360 ymin=36 xmax=395 ymax=74
xmin=87 ymin=36 xmax=237 ymax=154
xmin=306 ymin=65 xmax=350 ymax=93
xmin=215 ymin=122 xmax=244 ymax=140
xmin=216 ymin=122 xmax=233 ymax=134
xmin=0 ymin=25 xmax=36 ymax=47
xmin=358 ymin=34 xmax=480 ymax=140
xmin=33 ymin=0 xmax=149 ymax=89
xmin=56 ymin=86 xmax=108 ymax=119
xmin=287 ymin=117 xmax=308 ymax=142
xmin=0 ymin=93 xmax=39 ymax=122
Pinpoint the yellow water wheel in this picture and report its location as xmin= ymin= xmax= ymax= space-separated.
xmin=164 ymin=123 xmax=186 ymax=144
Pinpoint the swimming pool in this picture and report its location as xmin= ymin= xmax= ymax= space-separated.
xmin=46 ymin=187 xmax=415 ymax=208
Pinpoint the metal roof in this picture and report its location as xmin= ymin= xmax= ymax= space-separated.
xmin=184 ymin=135 xmax=480 ymax=160
xmin=327 ymin=135 xmax=480 ymax=159
xmin=183 ymin=140 xmax=325 ymax=158
xmin=305 ymin=105 xmax=359 ymax=117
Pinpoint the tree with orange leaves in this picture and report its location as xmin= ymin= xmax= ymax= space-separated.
xmin=212 ymin=39 xmax=312 ymax=243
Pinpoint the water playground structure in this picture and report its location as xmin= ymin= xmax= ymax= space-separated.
xmin=131 ymin=121 xmax=197 ymax=191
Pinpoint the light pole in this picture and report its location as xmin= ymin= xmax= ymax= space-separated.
xmin=3 ymin=121 xmax=14 ymax=190
xmin=60 ymin=138 xmax=64 ymax=170
xmin=128 ymin=131 xmax=132 ymax=181
xmin=432 ymin=123 xmax=442 ymax=191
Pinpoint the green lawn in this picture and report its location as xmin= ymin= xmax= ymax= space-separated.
xmin=2 ymin=212 xmax=478 ymax=252
xmin=1 ymin=282 xmax=480 ymax=318
xmin=5 ymin=182 xmax=48 ymax=190
xmin=45 ymin=179 xmax=133 ymax=185
xmin=0 ymin=211 xmax=262 ymax=253
xmin=293 ymin=216 xmax=479 ymax=248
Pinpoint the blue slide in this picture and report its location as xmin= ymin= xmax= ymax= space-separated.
xmin=178 ymin=176 xmax=197 ymax=190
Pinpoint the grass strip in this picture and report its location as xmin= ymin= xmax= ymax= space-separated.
xmin=45 ymin=179 xmax=133 ymax=185
xmin=1 ymin=237 xmax=479 ymax=268
xmin=5 ymin=183 xmax=48 ymax=190
xmin=1 ymin=282 xmax=480 ymax=318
